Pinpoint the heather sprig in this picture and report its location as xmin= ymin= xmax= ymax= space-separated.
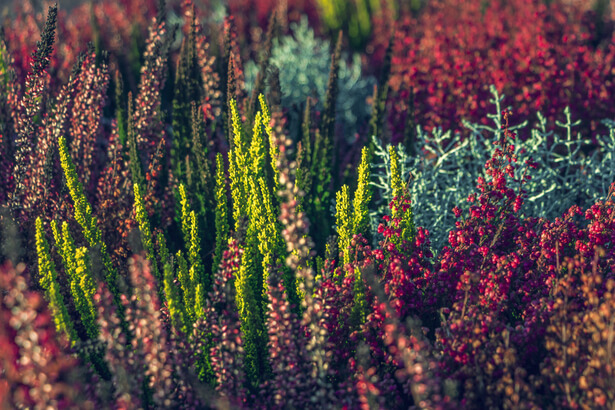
xmin=228 ymin=98 xmax=248 ymax=233
xmin=133 ymin=182 xmax=161 ymax=287
xmin=58 ymin=136 xmax=123 ymax=320
xmin=336 ymin=184 xmax=352 ymax=271
xmin=68 ymin=48 xmax=109 ymax=187
xmin=132 ymin=7 xmax=171 ymax=161
xmin=213 ymin=152 xmax=230 ymax=277
xmin=178 ymin=183 xmax=207 ymax=316
xmin=35 ymin=217 xmax=77 ymax=343
xmin=176 ymin=250 xmax=195 ymax=323
xmin=11 ymin=4 xmax=57 ymax=205
xmin=272 ymin=102 xmax=335 ymax=405
xmin=262 ymin=263 xmax=313 ymax=408
xmin=205 ymin=238 xmax=247 ymax=405
xmin=73 ymin=246 xmax=99 ymax=340
xmin=259 ymin=93 xmax=280 ymax=195
xmin=352 ymin=146 xmax=372 ymax=243
xmin=98 ymin=256 xmax=175 ymax=407
xmin=50 ymin=220 xmax=99 ymax=341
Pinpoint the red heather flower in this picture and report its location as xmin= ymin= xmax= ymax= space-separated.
xmin=10 ymin=4 xmax=57 ymax=208
xmin=133 ymin=12 xmax=170 ymax=162
xmin=262 ymin=265 xmax=314 ymax=408
xmin=68 ymin=50 xmax=109 ymax=188
xmin=205 ymin=239 xmax=247 ymax=405
xmin=181 ymin=0 xmax=221 ymax=123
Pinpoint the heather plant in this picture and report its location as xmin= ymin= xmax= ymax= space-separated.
xmin=372 ymin=86 xmax=615 ymax=256
xmin=5 ymin=0 xmax=615 ymax=407
xmin=387 ymin=0 xmax=615 ymax=142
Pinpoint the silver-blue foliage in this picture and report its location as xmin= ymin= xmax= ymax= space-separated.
xmin=370 ymin=85 xmax=615 ymax=257
xmin=245 ymin=16 xmax=376 ymax=142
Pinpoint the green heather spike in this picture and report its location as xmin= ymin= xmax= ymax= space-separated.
xmin=178 ymin=184 xmax=192 ymax=247
xmin=162 ymin=253 xmax=185 ymax=333
xmin=176 ymin=250 xmax=195 ymax=324
xmin=250 ymin=111 xmax=266 ymax=178
xmin=50 ymin=220 xmax=64 ymax=260
xmin=389 ymin=144 xmax=403 ymax=202
xmin=134 ymin=182 xmax=162 ymax=287
xmin=309 ymin=128 xmax=333 ymax=255
xmin=74 ymin=247 xmax=99 ymax=339
xmin=36 ymin=217 xmax=77 ymax=343
xmin=190 ymin=104 xmax=215 ymax=270
xmin=213 ymin=153 xmax=230 ymax=274
xmin=389 ymin=145 xmax=416 ymax=246
xmin=349 ymin=265 xmax=367 ymax=331
xmin=58 ymin=136 xmax=122 ymax=317
xmin=60 ymin=222 xmax=77 ymax=284
xmin=258 ymin=94 xmax=279 ymax=194
xmin=158 ymin=232 xmax=188 ymax=333
xmin=59 ymin=221 xmax=97 ymax=339
xmin=229 ymin=99 xmax=249 ymax=233
xmin=352 ymin=147 xmax=372 ymax=243
xmin=114 ymin=70 xmax=127 ymax=146
xmin=230 ymin=98 xmax=246 ymax=156
xmin=335 ymin=185 xmax=352 ymax=273
xmin=126 ymin=95 xmax=145 ymax=190
xmin=188 ymin=210 xmax=205 ymax=314
xmin=194 ymin=282 xmax=205 ymax=319
xmin=235 ymin=235 xmax=266 ymax=391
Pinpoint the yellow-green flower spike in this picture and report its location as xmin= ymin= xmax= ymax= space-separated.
xmin=179 ymin=183 xmax=192 ymax=247
xmin=36 ymin=217 xmax=77 ymax=343
xmin=74 ymin=247 xmax=99 ymax=339
xmin=335 ymin=185 xmax=352 ymax=272
xmin=134 ymin=182 xmax=161 ymax=285
xmin=176 ymin=250 xmax=195 ymax=324
xmin=352 ymin=146 xmax=372 ymax=241
xmin=389 ymin=144 xmax=403 ymax=204
xmin=58 ymin=136 xmax=120 ymax=312
xmin=213 ymin=153 xmax=230 ymax=274
xmin=259 ymin=94 xmax=279 ymax=193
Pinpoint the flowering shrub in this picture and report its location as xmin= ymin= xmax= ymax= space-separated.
xmin=387 ymin=0 xmax=615 ymax=143
xmin=1 ymin=0 xmax=615 ymax=408
xmin=372 ymin=86 xmax=615 ymax=256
